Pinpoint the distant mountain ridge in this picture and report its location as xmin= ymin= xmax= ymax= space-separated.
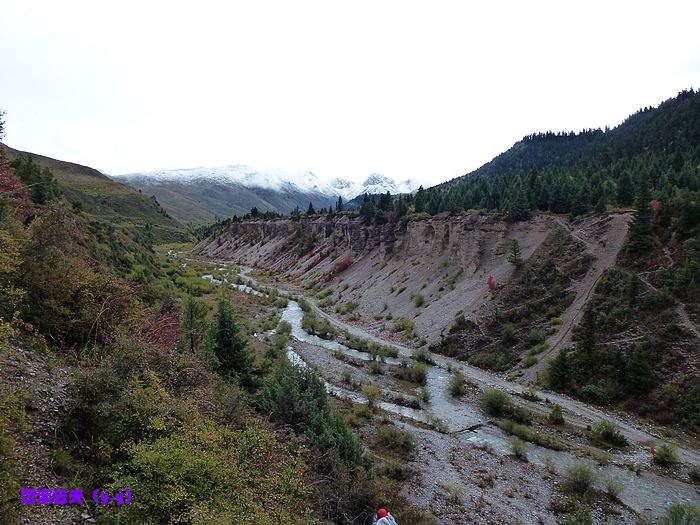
xmin=112 ymin=166 xmax=421 ymax=222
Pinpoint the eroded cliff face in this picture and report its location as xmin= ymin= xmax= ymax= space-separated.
xmin=198 ymin=213 xmax=559 ymax=344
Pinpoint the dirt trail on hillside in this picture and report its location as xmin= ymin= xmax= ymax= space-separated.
xmin=521 ymin=214 xmax=631 ymax=383
xmin=0 ymin=347 xmax=85 ymax=524
xmin=638 ymin=274 xmax=700 ymax=339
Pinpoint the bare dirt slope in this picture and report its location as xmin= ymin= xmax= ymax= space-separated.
xmin=199 ymin=213 xmax=584 ymax=347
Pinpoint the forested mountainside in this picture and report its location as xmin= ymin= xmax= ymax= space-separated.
xmin=424 ymin=89 xmax=700 ymax=219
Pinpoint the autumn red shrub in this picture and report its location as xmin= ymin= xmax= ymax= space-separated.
xmin=487 ymin=275 xmax=496 ymax=291
xmin=334 ymin=256 xmax=353 ymax=274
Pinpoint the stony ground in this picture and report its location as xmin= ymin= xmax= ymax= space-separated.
xmin=1 ymin=345 xmax=88 ymax=524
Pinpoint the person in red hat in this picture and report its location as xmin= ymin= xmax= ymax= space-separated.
xmin=372 ymin=507 xmax=398 ymax=525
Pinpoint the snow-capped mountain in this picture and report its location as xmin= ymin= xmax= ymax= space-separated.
xmin=111 ymin=165 xmax=421 ymax=223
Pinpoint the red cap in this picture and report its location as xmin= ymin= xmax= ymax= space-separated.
xmin=377 ymin=509 xmax=388 ymax=518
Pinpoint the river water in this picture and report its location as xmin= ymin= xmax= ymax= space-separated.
xmin=204 ymin=272 xmax=700 ymax=518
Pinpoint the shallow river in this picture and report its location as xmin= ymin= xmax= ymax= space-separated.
xmin=204 ymin=272 xmax=700 ymax=518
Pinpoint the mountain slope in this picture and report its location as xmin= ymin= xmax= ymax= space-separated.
xmin=113 ymin=166 xmax=420 ymax=223
xmin=423 ymin=89 xmax=700 ymax=218
xmin=2 ymin=143 xmax=187 ymax=242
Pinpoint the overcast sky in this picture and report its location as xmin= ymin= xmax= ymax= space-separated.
xmin=1 ymin=1 xmax=699 ymax=185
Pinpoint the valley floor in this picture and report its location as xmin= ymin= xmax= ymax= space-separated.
xmin=209 ymin=263 xmax=700 ymax=524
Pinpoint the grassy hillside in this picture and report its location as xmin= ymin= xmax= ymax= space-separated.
xmin=2 ymin=143 xmax=190 ymax=242
xmin=117 ymin=176 xmax=336 ymax=223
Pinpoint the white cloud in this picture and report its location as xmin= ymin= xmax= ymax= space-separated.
xmin=1 ymin=0 xmax=699 ymax=184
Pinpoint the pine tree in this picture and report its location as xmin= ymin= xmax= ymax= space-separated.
xmin=626 ymin=180 xmax=652 ymax=254
xmin=306 ymin=202 xmax=315 ymax=216
xmin=212 ymin=294 xmax=253 ymax=384
xmin=181 ymin=292 xmax=209 ymax=353
xmin=624 ymin=347 xmax=655 ymax=394
xmin=508 ymin=191 xmax=532 ymax=221
xmin=414 ymin=186 xmax=426 ymax=212
xmin=579 ymin=308 xmax=597 ymax=354
xmin=507 ymin=239 xmax=523 ymax=267
xmin=335 ymin=196 xmax=343 ymax=212
xmin=10 ymin=156 xmax=59 ymax=204
xmin=616 ymin=171 xmax=634 ymax=206
xmin=378 ymin=191 xmax=391 ymax=211
xmin=625 ymin=273 xmax=640 ymax=305
xmin=549 ymin=351 xmax=572 ymax=390
xmin=360 ymin=194 xmax=374 ymax=224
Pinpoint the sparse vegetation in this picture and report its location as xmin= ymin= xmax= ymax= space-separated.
xmin=394 ymin=361 xmax=427 ymax=385
xmin=510 ymin=437 xmax=527 ymax=460
xmin=480 ymin=389 xmax=513 ymax=417
xmin=362 ymin=384 xmax=381 ymax=408
xmin=604 ymin=477 xmax=623 ymax=500
xmin=369 ymin=360 xmax=384 ymax=375
xmin=412 ymin=348 xmax=435 ymax=364
xmin=658 ymin=503 xmax=700 ymax=525
xmin=375 ymin=425 xmax=415 ymax=458
xmin=548 ymin=404 xmax=565 ymax=425
xmin=654 ymin=443 xmax=679 ymax=466
xmin=563 ymin=464 xmax=596 ymax=495
xmin=448 ymin=371 xmax=468 ymax=397
xmin=591 ymin=420 xmax=629 ymax=448
xmin=411 ymin=293 xmax=425 ymax=307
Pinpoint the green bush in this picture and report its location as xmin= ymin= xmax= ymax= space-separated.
xmin=563 ymin=464 xmax=596 ymax=494
xmin=654 ymin=443 xmax=679 ymax=466
xmin=549 ymin=317 xmax=562 ymax=326
xmin=448 ymin=371 xmax=467 ymax=397
xmin=50 ymin=448 xmax=73 ymax=475
xmin=511 ymin=405 xmax=531 ymax=424
xmin=562 ymin=505 xmax=592 ymax=525
xmin=413 ymin=294 xmax=424 ymax=307
xmin=369 ymin=360 xmax=384 ymax=375
xmin=375 ymin=426 xmax=415 ymax=458
xmin=412 ymin=348 xmax=435 ymax=364
xmin=394 ymin=362 xmax=427 ymax=385
xmin=257 ymin=362 xmax=368 ymax=471
xmin=528 ymin=343 xmax=550 ymax=355
xmin=689 ymin=466 xmax=700 ymax=484
xmin=592 ymin=421 xmax=628 ymax=447
xmin=392 ymin=317 xmax=414 ymax=332
xmin=522 ymin=355 xmax=537 ymax=368
xmin=548 ymin=405 xmax=565 ymax=425
xmin=501 ymin=323 xmax=516 ymax=342
xmin=480 ymin=389 xmax=513 ymax=417
xmin=301 ymin=312 xmax=336 ymax=340
xmin=108 ymin=424 xmax=316 ymax=524
xmin=511 ymin=437 xmax=527 ymax=461
xmin=278 ymin=320 xmax=292 ymax=334
xmin=362 ymin=384 xmax=381 ymax=408
xmin=377 ymin=460 xmax=414 ymax=481
xmin=498 ymin=419 xmax=565 ymax=450
xmin=526 ymin=328 xmax=546 ymax=345
xmin=658 ymin=503 xmax=700 ymax=525
xmin=580 ymin=381 xmax=615 ymax=405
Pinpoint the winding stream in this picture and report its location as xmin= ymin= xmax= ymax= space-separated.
xmin=203 ymin=270 xmax=700 ymax=518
